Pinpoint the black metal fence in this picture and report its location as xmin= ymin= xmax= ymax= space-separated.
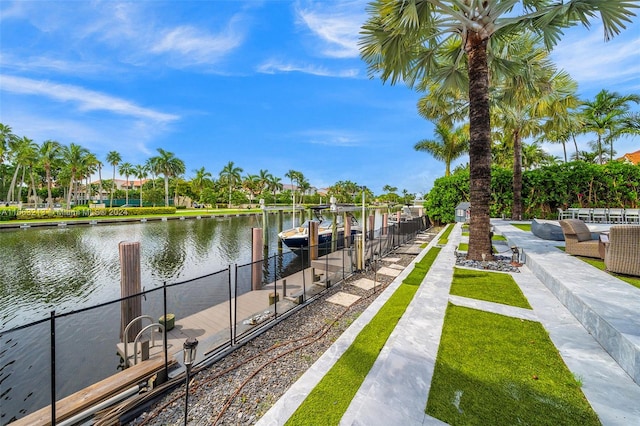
xmin=0 ymin=216 xmax=429 ymax=424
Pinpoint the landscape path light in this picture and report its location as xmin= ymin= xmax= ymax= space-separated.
xmin=183 ymin=337 xmax=198 ymax=425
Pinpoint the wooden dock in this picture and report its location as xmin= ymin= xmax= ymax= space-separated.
xmin=115 ymin=251 xmax=351 ymax=367
xmin=11 ymin=357 xmax=175 ymax=426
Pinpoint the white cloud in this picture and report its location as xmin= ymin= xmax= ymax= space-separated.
xmin=551 ymin=22 xmax=640 ymax=90
xmin=295 ymin=1 xmax=366 ymax=59
xmin=0 ymin=53 xmax=108 ymax=76
xmin=1 ymin=75 xmax=178 ymax=123
xmin=150 ymin=19 xmax=246 ymax=67
xmin=1 ymin=2 xmax=246 ymax=71
xmin=257 ymin=59 xmax=359 ymax=77
xmin=298 ymin=129 xmax=361 ymax=147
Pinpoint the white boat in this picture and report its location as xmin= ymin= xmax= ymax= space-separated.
xmin=278 ymin=206 xmax=360 ymax=253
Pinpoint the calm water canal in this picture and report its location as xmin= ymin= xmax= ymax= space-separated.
xmin=0 ymin=213 xmax=305 ymax=423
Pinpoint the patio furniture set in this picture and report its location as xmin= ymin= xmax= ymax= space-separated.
xmin=557 ymin=207 xmax=640 ymax=224
xmin=559 ymin=219 xmax=640 ymax=277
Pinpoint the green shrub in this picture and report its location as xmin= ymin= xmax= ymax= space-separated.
xmin=0 ymin=207 xmax=19 ymax=221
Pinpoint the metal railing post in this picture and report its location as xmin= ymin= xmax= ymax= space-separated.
xmin=227 ymin=266 xmax=233 ymax=347
xmin=163 ymin=282 xmax=168 ymax=382
xmin=233 ymin=264 xmax=238 ymax=345
xmin=50 ymin=310 xmax=56 ymax=426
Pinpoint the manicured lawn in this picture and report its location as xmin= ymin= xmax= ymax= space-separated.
xmin=286 ymin=247 xmax=441 ymax=425
xmin=2 ymin=208 xmax=268 ymax=224
xmin=438 ymin=223 xmax=454 ymax=245
xmin=461 ymin=232 xmax=506 ymax=242
xmin=511 ymin=223 xmax=531 ymax=232
xmin=425 ymin=304 xmax=600 ymax=426
xmin=457 ymin=242 xmax=496 ymax=253
xmin=450 ymin=268 xmax=531 ymax=309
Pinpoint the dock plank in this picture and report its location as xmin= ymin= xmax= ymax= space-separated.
xmin=12 ymin=357 xmax=174 ymax=426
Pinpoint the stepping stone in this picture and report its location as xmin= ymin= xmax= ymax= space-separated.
xmin=326 ymin=292 xmax=361 ymax=307
xmin=352 ymin=278 xmax=377 ymax=291
xmin=388 ymin=264 xmax=404 ymax=270
xmin=382 ymin=257 xmax=401 ymax=263
xmin=376 ymin=266 xmax=402 ymax=277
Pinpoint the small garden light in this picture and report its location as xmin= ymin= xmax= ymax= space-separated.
xmin=183 ymin=337 xmax=198 ymax=425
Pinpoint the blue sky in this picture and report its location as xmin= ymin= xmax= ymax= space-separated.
xmin=1 ymin=1 xmax=639 ymax=196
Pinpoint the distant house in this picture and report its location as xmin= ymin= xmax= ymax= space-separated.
xmin=617 ymin=149 xmax=640 ymax=165
xmin=455 ymin=202 xmax=470 ymax=223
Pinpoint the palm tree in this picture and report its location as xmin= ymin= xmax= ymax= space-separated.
xmin=119 ymin=162 xmax=134 ymax=204
xmin=96 ymin=159 xmax=104 ymax=203
xmin=267 ymin=175 xmax=283 ymax=199
xmin=0 ymin=124 xmax=15 ymax=192
xmin=151 ymin=148 xmax=185 ymax=207
xmin=39 ymin=140 xmax=62 ymax=209
xmin=133 ymin=164 xmax=148 ymax=207
xmin=219 ymin=161 xmax=243 ymax=208
xmin=242 ymin=174 xmax=260 ymax=206
xmin=581 ymin=90 xmax=640 ymax=163
xmin=81 ymin=153 xmax=100 ymax=205
xmin=63 ymin=143 xmax=90 ymax=207
xmin=360 ymin=0 xmax=636 ymax=261
xmin=106 ymin=151 xmax=121 ymax=207
xmin=145 ymin=157 xmax=159 ymax=189
xmin=297 ymin=176 xmax=311 ymax=204
xmin=6 ymin=136 xmax=37 ymax=203
xmin=191 ymin=166 xmax=212 ymax=203
xmin=257 ymin=169 xmax=272 ymax=195
xmin=415 ymin=122 xmax=469 ymax=177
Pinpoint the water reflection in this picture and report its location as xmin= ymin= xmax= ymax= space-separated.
xmin=0 ymin=215 xmax=278 ymax=330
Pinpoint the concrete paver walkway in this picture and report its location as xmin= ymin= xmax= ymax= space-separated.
xmin=257 ymin=223 xmax=640 ymax=426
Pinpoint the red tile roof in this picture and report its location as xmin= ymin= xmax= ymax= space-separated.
xmin=618 ymin=149 xmax=640 ymax=165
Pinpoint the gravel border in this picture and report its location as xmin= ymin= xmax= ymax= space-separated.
xmin=126 ymin=239 xmax=434 ymax=425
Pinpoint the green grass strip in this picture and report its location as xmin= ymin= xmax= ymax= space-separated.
xmin=426 ymin=304 xmax=600 ymax=426
xmin=438 ymin=223 xmax=454 ymax=245
xmin=511 ymin=223 xmax=531 ymax=232
xmin=450 ymin=268 xmax=532 ymax=309
xmin=286 ymin=247 xmax=441 ymax=425
xmin=457 ymin=243 xmax=496 ymax=253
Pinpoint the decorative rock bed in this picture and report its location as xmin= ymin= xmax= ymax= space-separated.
xmin=455 ymin=253 xmax=521 ymax=273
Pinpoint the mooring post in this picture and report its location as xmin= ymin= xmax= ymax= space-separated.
xmin=368 ymin=214 xmax=375 ymax=241
xmin=309 ymin=220 xmax=319 ymax=260
xmin=343 ymin=212 xmax=351 ymax=248
xmin=120 ymin=241 xmax=142 ymax=343
xmin=382 ymin=213 xmax=389 ymax=235
xmin=355 ymin=234 xmax=364 ymax=271
xmin=252 ymin=228 xmax=263 ymax=291
xmin=261 ymin=200 xmax=268 ymax=250
xmin=331 ymin=212 xmax=337 ymax=252
xmin=277 ymin=209 xmax=284 ymax=252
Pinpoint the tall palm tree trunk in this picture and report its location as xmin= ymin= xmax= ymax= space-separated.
xmin=164 ymin=176 xmax=170 ymax=207
xmin=45 ymin=166 xmax=53 ymax=209
xmin=98 ymin=165 xmax=103 ymax=203
xmin=512 ymin=131 xmax=523 ymax=220
xmin=7 ymin=165 xmax=20 ymax=202
xmin=67 ymin=174 xmax=74 ymax=207
xmin=467 ymin=33 xmax=493 ymax=261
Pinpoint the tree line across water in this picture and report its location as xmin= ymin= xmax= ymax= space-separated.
xmin=0 ymin=123 xmax=414 ymax=212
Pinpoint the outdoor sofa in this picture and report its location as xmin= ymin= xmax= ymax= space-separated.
xmin=604 ymin=225 xmax=640 ymax=277
xmin=559 ymin=219 xmax=601 ymax=258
